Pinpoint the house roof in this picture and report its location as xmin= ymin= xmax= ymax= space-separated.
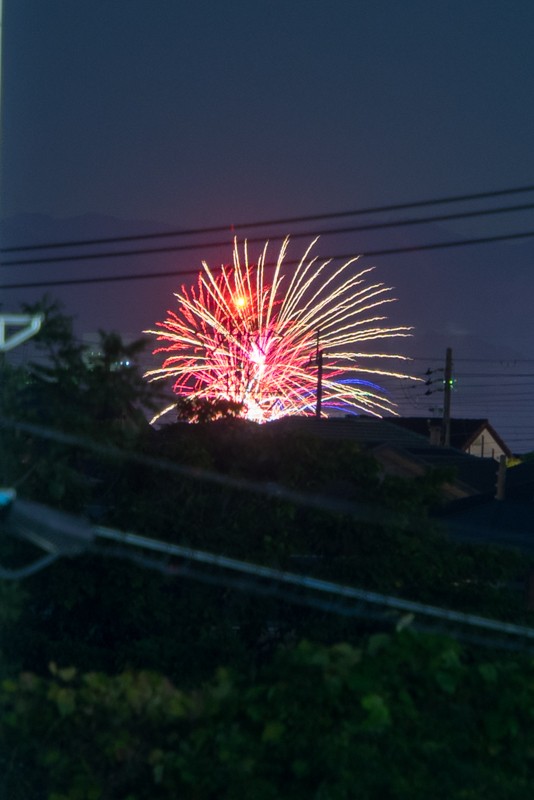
xmin=269 ymin=415 xmax=430 ymax=447
xmin=387 ymin=417 xmax=512 ymax=457
xmin=267 ymin=416 xmax=499 ymax=496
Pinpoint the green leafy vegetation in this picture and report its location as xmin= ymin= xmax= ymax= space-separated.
xmin=2 ymin=298 xmax=534 ymax=798
xmin=3 ymin=635 xmax=534 ymax=799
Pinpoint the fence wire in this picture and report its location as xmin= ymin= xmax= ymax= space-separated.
xmin=2 ymin=414 xmax=534 ymax=653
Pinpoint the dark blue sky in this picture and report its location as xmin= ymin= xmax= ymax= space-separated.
xmin=3 ymin=1 xmax=534 ymax=225
xmin=2 ymin=1 xmax=534 ymax=450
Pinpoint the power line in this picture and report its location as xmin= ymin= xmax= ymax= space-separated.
xmin=455 ymin=373 xmax=534 ymax=378
xmin=3 ymin=183 xmax=534 ymax=253
xmin=409 ymin=357 xmax=534 ymax=363
xmin=2 ymin=206 xmax=534 ymax=267
xmin=2 ymin=229 xmax=533 ymax=291
xmin=3 ymin=200 xmax=534 ymax=262
xmin=452 ymin=383 xmax=534 ymax=388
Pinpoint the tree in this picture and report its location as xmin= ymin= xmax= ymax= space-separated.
xmin=174 ymin=396 xmax=245 ymax=423
xmin=2 ymin=298 xmax=534 ymax=800
xmin=17 ymin=296 xmax=159 ymax=438
xmin=0 ymin=297 xmax=162 ymax=508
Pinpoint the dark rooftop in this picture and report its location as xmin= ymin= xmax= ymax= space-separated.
xmin=267 ymin=416 xmax=499 ymax=495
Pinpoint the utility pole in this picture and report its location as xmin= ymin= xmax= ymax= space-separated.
xmin=441 ymin=347 xmax=453 ymax=447
xmin=315 ymin=348 xmax=323 ymax=419
xmin=495 ymin=454 xmax=507 ymax=501
xmin=314 ymin=330 xmax=324 ymax=419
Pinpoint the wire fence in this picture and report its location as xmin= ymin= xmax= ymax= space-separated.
xmin=2 ymin=413 xmax=534 ymax=653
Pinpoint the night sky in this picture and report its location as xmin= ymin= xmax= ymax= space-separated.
xmin=2 ymin=1 xmax=534 ymax=449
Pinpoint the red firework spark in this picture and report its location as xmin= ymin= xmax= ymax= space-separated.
xmin=145 ymin=238 xmax=415 ymax=423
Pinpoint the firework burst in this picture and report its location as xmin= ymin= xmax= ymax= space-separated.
xmin=145 ymin=237 xmax=415 ymax=423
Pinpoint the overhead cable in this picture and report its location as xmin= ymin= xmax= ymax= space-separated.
xmin=2 ymin=229 xmax=533 ymax=291
xmin=2 ymin=206 xmax=534 ymax=267
xmin=3 ymin=182 xmax=534 ymax=253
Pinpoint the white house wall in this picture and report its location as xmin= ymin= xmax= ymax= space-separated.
xmin=467 ymin=431 xmax=506 ymax=460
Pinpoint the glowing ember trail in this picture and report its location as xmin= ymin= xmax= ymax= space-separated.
xmin=145 ymin=238 xmax=415 ymax=423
